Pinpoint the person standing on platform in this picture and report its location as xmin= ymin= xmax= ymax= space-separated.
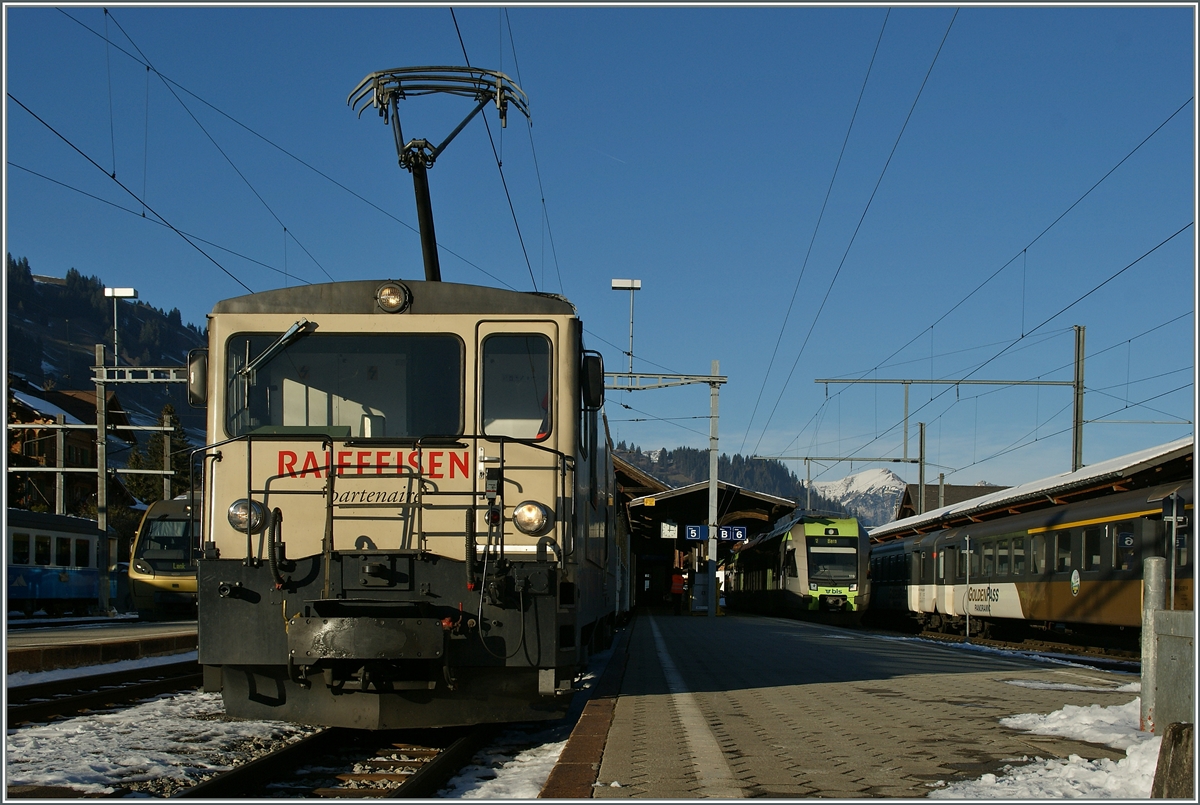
xmin=670 ymin=567 xmax=685 ymax=615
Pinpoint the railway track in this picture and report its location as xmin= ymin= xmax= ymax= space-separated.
xmin=6 ymin=661 xmax=202 ymax=725
xmin=176 ymin=725 xmax=497 ymax=798
xmin=911 ymin=629 xmax=1141 ymax=671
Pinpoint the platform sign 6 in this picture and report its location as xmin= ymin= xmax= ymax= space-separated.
xmin=718 ymin=526 xmax=748 ymax=541
xmin=685 ymin=525 xmax=707 ymax=541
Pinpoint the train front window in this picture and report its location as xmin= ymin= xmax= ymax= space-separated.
xmin=806 ymin=537 xmax=857 ymax=582
xmin=225 ymin=333 xmax=462 ymax=439
xmin=482 ymin=335 xmax=551 ymax=440
xmin=135 ymin=519 xmax=197 ymax=573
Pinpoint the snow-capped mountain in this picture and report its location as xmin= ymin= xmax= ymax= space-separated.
xmin=813 ymin=468 xmax=908 ymax=527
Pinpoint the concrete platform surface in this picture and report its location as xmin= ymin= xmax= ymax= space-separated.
xmin=550 ymin=612 xmax=1136 ymax=799
xmin=6 ymin=621 xmax=197 ymax=673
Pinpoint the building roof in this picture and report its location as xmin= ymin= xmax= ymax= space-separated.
xmin=869 ymin=437 xmax=1193 ymax=542
xmin=894 ymin=482 xmax=1008 ymax=521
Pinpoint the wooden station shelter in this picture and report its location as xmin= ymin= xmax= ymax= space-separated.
xmin=613 ymin=455 xmax=795 ymax=611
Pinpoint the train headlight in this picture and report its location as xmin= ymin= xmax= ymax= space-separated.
xmin=375 ymin=281 xmax=411 ymax=313
xmin=227 ymin=499 xmax=267 ymax=533
xmin=809 ymin=582 xmax=819 ymax=592
xmin=512 ymin=501 xmax=554 ymax=535
xmin=132 ymin=559 xmax=153 ymax=576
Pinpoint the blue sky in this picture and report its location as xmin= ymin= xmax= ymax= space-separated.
xmin=5 ymin=4 xmax=1195 ymax=489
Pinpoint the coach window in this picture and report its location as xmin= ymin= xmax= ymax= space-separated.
xmin=1030 ymin=534 xmax=1045 ymax=574
xmin=1174 ymin=523 xmax=1190 ymax=569
xmin=1013 ymin=537 xmax=1026 ymax=576
xmin=1083 ymin=528 xmax=1102 ymax=571
xmin=982 ymin=543 xmax=995 ymax=577
xmin=1055 ymin=532 xmax=1072 ymax=572
xmin=75 ymin=538 xmax=92 ymax=568
xmin=34 ymin=535 xmax=51 ymax=566
xmin=957 ymin=545 xmax=969 ymax=578
xmin=12 ymin=533 xmax=30 ymax=564
xmin=997 ymin=539 xmax=1010 ymax=575
xmin=483 ymin=334 xmax=551 ymax=440
xmin=55 ymin=537 xmax=72 ymax=567
xmin=1113 ymin=522 xmax=1138 ymax=571
xmin=914 ymin=551 xmax=924 ymax=583
xmin=937 ymin=548 xmax=948 ymax=582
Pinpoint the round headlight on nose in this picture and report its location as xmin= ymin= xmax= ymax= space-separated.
xmin=227 ymin=499 xmax=267 ymax=533
xmin=375 ymin=281 xmax=411 ymax=313
xmin=512 ymin=501 xmax=554 ymax=535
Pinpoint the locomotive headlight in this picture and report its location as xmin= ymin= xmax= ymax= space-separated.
xmin=512 ymin=501 xmax=554 ymax=535
xmin=375 ymin=281 xmax=411 ymax=313
xmin=227 ymin=499 xmax=267 ymax=533
xmin=132 ymin=559 xmax=153 ymax=576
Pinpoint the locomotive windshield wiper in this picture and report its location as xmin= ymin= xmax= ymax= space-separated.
xmin=239 ymin=319 xmax=315 ymax=377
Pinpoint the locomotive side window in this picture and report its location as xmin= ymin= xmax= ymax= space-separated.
xmin=483 ymin=335 xmax=551 ymax=440
xmin=34 ymin=534 xmax=51 ymax=566
xmin=937 ymin=548 xmax=949 ymax=581
xmin=1083 ymin=528 xmax=1102 ymax=571
xmin=785 ymin=547 xmax=798 ymax=577
xmin=1055 ymin=532 xmax=1072 ymax=572
xmin=997 ymin=539 xmax=1009 ymax=575
xmin=226 ymin=333 xmax=463 ymax=439
xmin=12 ymin=532 xmax=30 ymax=565
xmin=1012 ymin=537 xmax=1026 ymax=575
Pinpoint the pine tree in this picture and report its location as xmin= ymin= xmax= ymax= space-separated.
xmin=125 ymin=403 xmax=195 ymax=503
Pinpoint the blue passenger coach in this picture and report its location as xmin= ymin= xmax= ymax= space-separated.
xmin=7 ymin=509 xmax=103 ymax=616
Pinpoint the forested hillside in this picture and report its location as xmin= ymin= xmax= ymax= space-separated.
xmin=6 ymin=253 xmax=206 ymax=431
xmin=614 ymin=442 xmax=847 ymax=516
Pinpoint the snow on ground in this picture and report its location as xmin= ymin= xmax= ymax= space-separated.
xmin=4 ymin=630 xmax=1163 ymax=798
xmin=436 ymin=646 xmax=613 ymax=798
xmin=929 ymin=697 xmax=1161 ymax=799
xmin=5 ymin=690 xmax=315 ymax=795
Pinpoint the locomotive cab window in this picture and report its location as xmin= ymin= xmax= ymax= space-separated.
xmin=226 ymin=333 xmax=462 ymax=439
xmin=482 ymin=334 xmax=551 ymax=440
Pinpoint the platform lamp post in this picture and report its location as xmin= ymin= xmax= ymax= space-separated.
xmin=611 ymin=279 xmax=641 ymax=375
xmin=104 ymin=287 xmax=138 ymax=366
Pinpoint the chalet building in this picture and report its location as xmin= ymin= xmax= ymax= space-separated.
xmin=7 ymin=375 xmax=136 ymax=514
xmin=894 ymin=482 xmax=1008 ymax=522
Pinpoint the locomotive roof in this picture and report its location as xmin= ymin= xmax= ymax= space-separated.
xmin=211 ymin=280 xmax=577 ymax=317
xmin=869 ymin=436 xmax=1194 ymax=542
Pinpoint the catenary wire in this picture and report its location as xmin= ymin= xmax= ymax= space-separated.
xmin=55 ymin=8 xmax=516 ymax=290
xmin=102 ymin=8 xmax=335 ymax=283
xmin=8 ymin=161 xmax=314 ymax=284
xmin=450 ymin=8 xmax=539 ymax=291
xmin=740 ymin=8 xmax=890 ymax=456
xmin=752 ymin=7 xmax=960 ymax=457
xmin=8 ymin=92 xmax=254 ymax=294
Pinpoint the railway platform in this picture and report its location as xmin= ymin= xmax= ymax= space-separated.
xmin=6 ymin=620 xmax=196 ymax=674
xmin=542 ymin=611 xmax=1137 ymax=798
